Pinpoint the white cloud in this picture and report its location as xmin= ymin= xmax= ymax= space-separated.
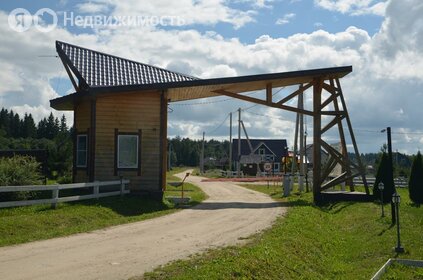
xmin=275 ymin=13 xmax=295 ymax=25
xmin=1 ymin=0 xmax=423 ymax=153
xmin=314 ymin=0 xmax=388 ymax=16
xmin=87 ymin=0 xmax=257 ymax=29
xmin=76 ymin=2 xmax=110 ymax=13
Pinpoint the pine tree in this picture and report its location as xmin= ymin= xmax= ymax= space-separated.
xmin=59 ymin=114 xmax=68 ymax=134
xmin=23 ymin=113 xmax=37 ymax=138
xmin=37 ymin=118 xmax=47 ymax=139
xmin=409 ymin=152 xmax=423 ymax=204
xmin=374 ymin=152 xmax=395 ymax=203
xmin=45 ymin=113 xmax=59 ymax=139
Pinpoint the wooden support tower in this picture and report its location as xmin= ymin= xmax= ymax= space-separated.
xmin=215 ymin=77 xmax=369 ymax=204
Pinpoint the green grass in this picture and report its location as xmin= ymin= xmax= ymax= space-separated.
xmin=381 ymin=263 xmax=423 ymax=279
xmin=0 ymin=167 xmax=206 ymax=247
xmin=141 ymin=185 xmax=423 ymax=280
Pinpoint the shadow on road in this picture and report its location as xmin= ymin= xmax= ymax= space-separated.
xmin=191 ymin=201 xmax=295 ymax=210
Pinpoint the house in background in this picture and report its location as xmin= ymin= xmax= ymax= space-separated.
xmin=232 ymin=139 xmax=288 ymax=175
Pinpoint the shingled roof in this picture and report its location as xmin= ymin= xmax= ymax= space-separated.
xmin=232 ymin=139 xmax=288 ymax=162
xmin=56 ymin=41 xmax=197 ymax=89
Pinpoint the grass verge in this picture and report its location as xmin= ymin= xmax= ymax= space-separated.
xmin=0 ymin=167 xmax=205 ymax=247
xmin=141 ymin=184 xmax=423 ymax=280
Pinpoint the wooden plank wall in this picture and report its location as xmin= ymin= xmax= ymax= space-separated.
xmin=74 ymin=101 xmax=91 ymax=183
xmin=94 ymin=90 xmax=162 ymax=192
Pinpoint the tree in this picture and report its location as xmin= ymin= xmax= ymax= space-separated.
xmin=59 ymin=114 xmax=68 ymax=134
xmin=23 ymin=113 xmax=37 ymax=138
xmin=409 ymin=152 xmax=423 ymax=204
xmin=374 ymin=152 xmax=395 ymax=203
xmin=37 ymin=118 xmax=47 ymax=138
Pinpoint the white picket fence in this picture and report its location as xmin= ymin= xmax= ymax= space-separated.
xmin=0 ymin=179 xmax=130 ymax=209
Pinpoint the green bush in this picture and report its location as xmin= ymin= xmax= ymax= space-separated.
xmin=0 ymin=155 xmax=43 ymax=201
xmin=373 ymin=152 xmax=395 ymax=203
xmin=409 ymin=152 xmax=423 ymax=204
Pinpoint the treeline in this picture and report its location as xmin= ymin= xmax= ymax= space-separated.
xmin=0 ymin=108 xmax=70 ymax=140
xmin=168 ymin=137 xmax=229 ymax=167
xmin=0 ymin=108 xmax=72 ymax=182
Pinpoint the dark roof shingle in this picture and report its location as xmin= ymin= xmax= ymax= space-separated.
xmin=56 ymin=41 xmax=197 ymax=88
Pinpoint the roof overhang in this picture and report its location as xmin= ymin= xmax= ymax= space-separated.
xmin=50 ymin=66 xmax=352 ymax=111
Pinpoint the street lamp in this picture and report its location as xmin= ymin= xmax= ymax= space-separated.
xmin=392 ymin=192 xmax=404 ymax=253
xmin=381 ymin=127 xmax=396 ymax=224
xmin=378 ymin=182 xmax=385 ymax=217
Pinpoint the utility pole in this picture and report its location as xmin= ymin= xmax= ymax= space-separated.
xmin=237 ymin=108 xmax=241 ymax=177
xmin=201 ymin=131 xmax=205 ymax=174
xmin=229 ymin=112 xmax=232 ymax=177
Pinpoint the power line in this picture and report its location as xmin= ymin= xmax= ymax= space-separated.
xmin=354 ymin=129 xmax=423 ymax=135
xmin=206 ymin=113 xmax=230 ymax=135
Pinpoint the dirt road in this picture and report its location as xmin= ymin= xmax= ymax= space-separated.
xmin=0 ymin=171 xmax=285 ymax=280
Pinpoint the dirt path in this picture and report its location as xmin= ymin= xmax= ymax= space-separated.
xmin=0 ymin=171 xmax=285 ymax=280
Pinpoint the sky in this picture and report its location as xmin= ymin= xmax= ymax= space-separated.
xmin=0 ymin=0 xmax=422 ymax=154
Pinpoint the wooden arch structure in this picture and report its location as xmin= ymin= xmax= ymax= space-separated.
xmin=51 ymin=41 xmax=370 ymax=204
xmin=165 ymin=67 xmax=371 ymax=203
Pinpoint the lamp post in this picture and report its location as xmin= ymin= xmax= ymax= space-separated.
xmin=378 ymin=182 xmax=385 ymax=217
xmin=381 ymin=127 xmax=396 ymax=224
xmin=392 ymin=192 xmax=404 ymax=253
xmin=283 ymin=146 xmax=290 ymax=197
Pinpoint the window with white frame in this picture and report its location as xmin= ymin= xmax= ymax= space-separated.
xmin=258 ymin=148 xmax=265 ymax=155
xmin=118 ymin=134 xmax=139 ymax=169
xmin=76 ymin=134 xmax=88 ymax=168
xmin=274 ymin=162 xmax=280 ymax=171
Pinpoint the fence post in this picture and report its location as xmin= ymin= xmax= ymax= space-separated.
xmin=51 ymin=186 xmax=59 ymax=209
xmin=94 ymin=181 xmax=100 ymax=199
xmin=120 ymin=176 xmax=125 ymax=197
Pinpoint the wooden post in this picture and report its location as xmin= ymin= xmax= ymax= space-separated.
xmin=299 ymin=89 xmax=305 ymax=192
xmin=94 ymin=181 xmax=100 ymax=199
xmin=201 ymin=131 xmax=205 ymax=174
xmin=237 ymin=108 xmax=241 ymax=177
xmin=229 ymin=112 xmax=232 ymax=177
xmin=313 ymin=79 xmax=323 ymax=204
xmin=51 ymin=187 xmax=59 ymax=209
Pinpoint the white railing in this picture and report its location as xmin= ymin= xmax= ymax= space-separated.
xmin=0 ymin=179 xmax=130 ymax=209
xmin=353 ymin=177 xmax=408 ymax=187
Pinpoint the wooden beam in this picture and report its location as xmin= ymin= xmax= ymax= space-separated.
xmin=321 ymin=111 xmax=345 ymax=116
xmin=313 ymin=78 xmax=323 ymax=203
xmin=321 ymin=116 xmax=344 ymax=134
xmin=277 ymin=82 xmax=313 ymax=105
xmin=330 ymin=79 xmax=353 ymax=190
xmin=321 ymin=173 xmax=359 ymax=191
xmin=320 ymin=156 xmax=337 ymax=185
xmin=61 ymin=60 xmax=79 ymax=92
xmin=320 ymin=172 xmax=348 ymax=191
xmin=322 ymin=82 xmax=338 ymax=95
xmin=321 ymin=139 xmax=359 ymax=171
xmin=159 ymin=90 xmax=168 ymax=194
xmin=320 ymin=92 xmax=340 ymax=110
xmin=336 ymin=78 xmax=370 ymax=195
xmin=266 ymin=83 xmax=272 ymax=104
xmin=212 ymin=89 xmax=314 ymax=116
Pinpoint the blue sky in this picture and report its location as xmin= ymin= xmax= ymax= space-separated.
xmin=1 ymin=0 xmax=423 ymax=154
